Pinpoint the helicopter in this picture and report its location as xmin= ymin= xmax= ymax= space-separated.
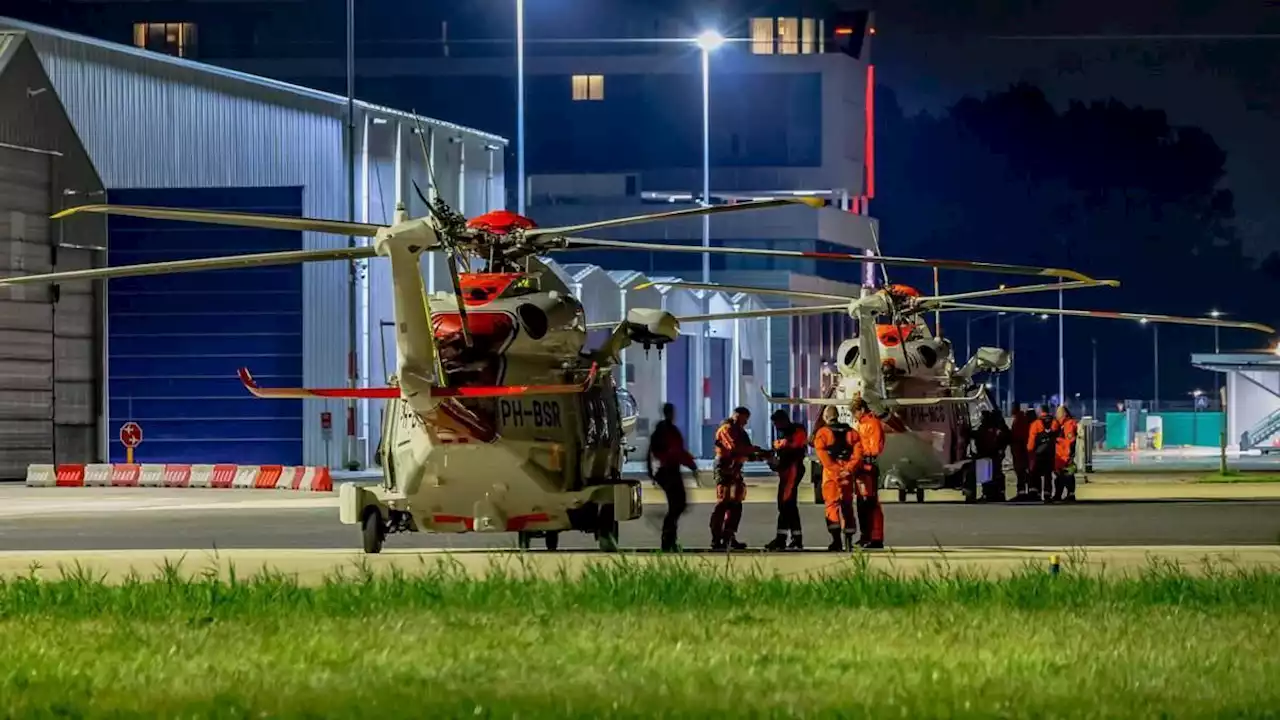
xmin=643 ymin=278 xmax=1276 ymax=502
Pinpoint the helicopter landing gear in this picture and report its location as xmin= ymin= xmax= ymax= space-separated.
xmin=596 ymin=504 xmax=620 ymax=552
xmin=896 ymin=487 xmax=926 ymax=503
xmin=361 ymin=507 xmax=385 ymax=555
xmin=517 ymin=531 xmax=562 ymax=551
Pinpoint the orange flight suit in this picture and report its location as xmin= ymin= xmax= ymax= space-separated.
xmin=770 ymin=423 xmax=808 ymax=545
xmin=1026 ymin=414 xmax=1060 ymax=498
xmin=1053 ymin=416 xmax=1079 ymax=500
xmin=814 ymin=423 xmax=862 ymax=542
xmin=710 ymin=420 xmax=756 ymax=547
xmin=854 ymin=412 xmax=886 ymax=546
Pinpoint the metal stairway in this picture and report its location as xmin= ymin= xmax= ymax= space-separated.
xmin=1241 ymin=408 xmax=1280 ymax=451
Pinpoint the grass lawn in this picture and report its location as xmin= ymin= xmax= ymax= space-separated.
xmin=1198 ymin=470 xmax=1280 ymax=483
xmin=2 ymin=559 xmax=1279 ymax=717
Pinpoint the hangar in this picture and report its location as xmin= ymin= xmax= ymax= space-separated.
xmin=0 ymin=16 xmax=506 ymax=477
xmin=1192 ymin=352 xmax=1280 ymax=453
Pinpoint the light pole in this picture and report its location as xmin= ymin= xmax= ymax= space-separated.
xmin=1141 ymin=318 xmax=1159 ymax=411
xmin=1058 ymin=281 xmax=1065 ymax=404
xmin=1209 ymin=310 xmax=1223 ymax=409
xmin=692 ymin=29 xmax=723 ymax=455
xmin=695 ymin=30 xmax=723 ymax=286
xmin=1091 ymin=337 xmax=1098 ymax=420
xmin=515 ymin=0 xmax=525 ymax=215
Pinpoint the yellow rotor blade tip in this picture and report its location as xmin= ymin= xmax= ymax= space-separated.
xmin=796 ymin=197 xmax=825 ymax=208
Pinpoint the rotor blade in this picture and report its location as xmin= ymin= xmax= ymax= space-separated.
xmin=634 ymin=279 xmax=850 ymax=303
xmin=52 ymin=204 xmax=384 ymax=237
xmin=582 ymin=303 xmax=847 ymax=332
xmin=526 ymin=197 xmax=823 ymax=239
xmin=917 ymin=279 xmax=1120 ymax=306
xmin=0 ymin=247 xmax=378 ymax=287
xmin=557 ymin=239 xmax=1096 ymax=282
xmin=937 ymin=302 xmax=1277 ymax=334
xmin=445 ymin=253 xmax=473 ymax=348
xmin=239 ymin=364 xmax=599 ymax=399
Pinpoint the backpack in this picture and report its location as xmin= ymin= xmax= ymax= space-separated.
xmin=1033 ymin=419 xmax=1058 ymax=457
xmin=824 ymin=422 xmax=854 ymax=461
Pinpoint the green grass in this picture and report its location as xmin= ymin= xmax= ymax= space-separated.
xmin=2 ymin=558 xmax=1280 ymax=718
xmin=1197 ymin=470 xmax=1280 ymax=483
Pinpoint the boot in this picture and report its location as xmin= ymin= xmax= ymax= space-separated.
xmin=788 ymin=534 xmax=804 ymax=551
xmin=844 ymin=532 xmax=857 ymax=552
xmin=859 ymin=539 xmax=885 ymax=550
xmin=764 ymin=534 xmax=788 ymax=552
xmin=827 ymin=530 xmax=843 ymax=552
xmin=711 ymin=534 xmax=727 ymax=551
xmin=728 ymin=537 xmax=748 ymax=551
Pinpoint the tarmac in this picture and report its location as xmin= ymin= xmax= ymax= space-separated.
xmin=0 ymin=471 xmax=1276 ymax=581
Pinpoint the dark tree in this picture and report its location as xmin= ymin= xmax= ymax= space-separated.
xmin=874 ymin=83 xmax=1275 ymax=406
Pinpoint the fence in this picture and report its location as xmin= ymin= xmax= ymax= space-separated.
xmin=1103 ymin=411 xmax=1223 ymax=450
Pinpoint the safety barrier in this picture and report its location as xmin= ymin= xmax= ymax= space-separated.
xmin=24 ymin=464 xmax=334 ymax=492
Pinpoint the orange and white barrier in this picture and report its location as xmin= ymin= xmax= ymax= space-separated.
xmin=25 ymin=464 xmax=334 ymax=492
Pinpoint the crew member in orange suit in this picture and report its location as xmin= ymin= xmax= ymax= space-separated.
xmin=813 ymin=406 xmax=862 ymax=551
xmin=765 ymin=410 xmax=808 ymax=551
xmin=1026 ymin=405 xmax=1060 ymax=503
xmin=851 ymin=397 xmax=886 ymax=549
xmin=1053 ymin=405 xmax=1079 ymax=502
xmin=1008 ymin=405 xmax=1032 ymax=501
xmin=710 ymin=406 xmax=761 ymax=551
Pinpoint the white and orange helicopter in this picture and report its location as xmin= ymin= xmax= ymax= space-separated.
xmin=645 ymin=277 xmax=1276 ymax=502
xmin=2 ymin=168 xmax=1197 ymax=551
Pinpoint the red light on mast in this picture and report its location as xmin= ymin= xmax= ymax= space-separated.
xmin=835 ymin=27 xmax=854 ymax=35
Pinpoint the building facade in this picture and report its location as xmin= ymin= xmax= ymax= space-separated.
xmin=4 ymin=1 xmax=879 ymax=456
xmin=0 ymin=16 xmax=504 ymax=476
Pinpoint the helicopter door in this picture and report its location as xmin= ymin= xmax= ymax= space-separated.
xmin=579 ymin=386 xmax=613 ymax=483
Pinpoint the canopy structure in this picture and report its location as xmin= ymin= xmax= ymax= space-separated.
xmin=1191 ymin=352 xmax=1280 ymax=452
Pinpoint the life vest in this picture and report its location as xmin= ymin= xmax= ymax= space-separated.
xmin=823 ymin=422 xmax=855 ymax=461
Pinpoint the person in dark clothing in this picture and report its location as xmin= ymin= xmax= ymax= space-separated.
xmin=973 ymin=410 xmax=1011 ymax=501
xmin=1008 ymin=405 xmax=1032 ymax=501
xmin=647 ymin=403 xmax=698 ymax=552
xmin=1026 ymin=405 xmax=1060 ymax=503
xmin=764 ymin=409 xmax=808 ymax=551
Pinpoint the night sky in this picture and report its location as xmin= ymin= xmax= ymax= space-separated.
xmin=872 ymin=0 xmax=1280 ymax=260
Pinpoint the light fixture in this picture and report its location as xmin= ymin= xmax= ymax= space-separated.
xmin=1038 ymin=313 xmax=1049 ymax=320
xmin=1273 ymin=343 xmax=1280 ymax=357
xmin=1192 ymin=389 xmax=1203 ymax=397
xmin=1139 ymin=318 xmax=1149 ymax=325
xmin=1209 ymin=310 xmax=1224 ymax=318
xmin=695 ymin=30 xmax=726 ymax=52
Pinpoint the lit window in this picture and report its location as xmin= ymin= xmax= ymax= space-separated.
xmin=777 ymin=17 xmax=799 ymax=54
xmin=751 ymin=17 xmax=774 ymax=54
xmin=801 ymin=18 xmax=816 ymax=54
xmin=571 ymin=74 xmax=604 ymax=101
xmin=132 ymin=22 xmax=197 ymax=58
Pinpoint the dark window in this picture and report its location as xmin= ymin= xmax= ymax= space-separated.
xmin=133 ymin=22 xmax=197 ymax=58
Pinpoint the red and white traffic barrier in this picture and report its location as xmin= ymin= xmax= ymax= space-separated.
xmin=25 ymin=464 xmax=334 ymax=492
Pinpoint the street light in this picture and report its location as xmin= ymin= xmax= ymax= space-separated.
xmin=1140 ymin=317 xmax=1159 ymax=411
xmin=690 ymin=30 xmax=724 ymax=455
xmin=1208 ymin=310 xmax=1223 ymax=407
xmin=516 ymin=0 xmax=526 ymax=214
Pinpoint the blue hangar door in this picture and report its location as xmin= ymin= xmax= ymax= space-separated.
xmin=107 ymin=187 xmax=304 ymax=466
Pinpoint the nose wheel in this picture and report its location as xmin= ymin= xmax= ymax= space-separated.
xmin=517 ymin=531 xmax=561 ymax=551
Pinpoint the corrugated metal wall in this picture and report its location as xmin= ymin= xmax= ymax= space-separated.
xmin=6 ymin=25 xmax=506 ymax=468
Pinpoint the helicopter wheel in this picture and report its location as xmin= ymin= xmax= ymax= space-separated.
xmin=915 ymin=489 xmax=926 ymax=503
xmin=361 ymin=508 xmax=385 ymax=555
xmin=517 ymin=531 xmax=533 ymax=551
xmin=898 ymin=488 xmax=908 ymax=503
xmin=596 ymin=504 xmax=620 ymax=552
xmin=544 ymin=531 xmax=561 ymax=551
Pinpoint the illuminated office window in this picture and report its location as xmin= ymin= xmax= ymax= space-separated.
xmin=572 ymin=74 xmax=604 ymax=101
xmin=777 ymin=17 xmax=799 ymax=54
xmin=801 ymin=18 xmax=816 ymax=54
xmin=132 ymin=22 xmax=197 ymax=58
xmin=751 ymin=17 xmax=774 ymax=54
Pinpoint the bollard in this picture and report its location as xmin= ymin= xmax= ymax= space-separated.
xmin=1049 ymin=554 xmax=1061 ymax=576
